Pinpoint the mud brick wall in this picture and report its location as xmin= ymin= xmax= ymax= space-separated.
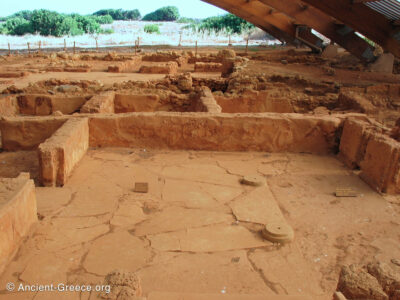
xmin=339 ymin=118 xmax=400 ymax=194
xmin=38 ymin=118 xmax=89 ymax=187
xmin=88 ymin=112 xmax=341 ymax=154
xmin=0 ymin=116 xmax=68 ymax=150
xmin=80 ymin=92 xmax=115 ymax=114
xmin=108 ymin=56 xmax=142 ymax=73
xmin=0 ymin=173 xmax=37 ymax=275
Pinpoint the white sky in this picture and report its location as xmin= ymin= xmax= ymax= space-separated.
xmin=0 ymin=0 xmax=227 ymax=18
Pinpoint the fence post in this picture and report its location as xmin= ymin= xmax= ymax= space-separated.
xmin=27 ymin=42 xmax=30 ymax=54
xmin=228 ymin=35 xmax=232 ymax=47
xmin=245 ymin=38 xmax=249 ymax=54
xmin=8 ymin=43 xmax=10 ymax=56
xmin=38 ymin=41 xmax=41 ymax=52
xmin=96 ymin=38 xmax=98 ymax=52
xmin=73 ymin=41 xmax=76 ymax=54
xmin=64 ymin=39 xmax=66 ymax=52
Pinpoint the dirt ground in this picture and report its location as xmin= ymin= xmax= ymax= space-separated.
xmin=0 ymin=149 xmax=398 ymax=300
xmin=0 ymin=46 xmax=400 ymax=300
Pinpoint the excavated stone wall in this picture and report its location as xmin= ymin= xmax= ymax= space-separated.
xmin=17 ymin=94 xmax=88 ymax=115
xmin=38 ymin=118 xmax=89 ymax=187
xmin=88 ymin=112 xmax=341 ymax=154
xmin=339 ymin=118 xmax=400 ymax=194
xmin=0 ymin=173 xmax=37 ymax=274
xmin=0 ymin=116 xmax=68 ymax=150
xmin=108 ymin=56 xmax=142 ymax=73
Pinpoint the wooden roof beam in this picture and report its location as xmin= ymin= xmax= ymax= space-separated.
xmin=205 ymin=0 xmax=324 ymax=51
xmin=301 ymin=0 xmax=400 ymax=57
xmin=257 ymin=0 xmax=376 ymax=61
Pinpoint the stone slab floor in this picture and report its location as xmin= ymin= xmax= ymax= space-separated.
xmin=0 ymin=149 xmax=399 ymax=300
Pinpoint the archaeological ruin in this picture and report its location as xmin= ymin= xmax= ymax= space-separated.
xmin=1 ymin=1 xmax=400 ymax=300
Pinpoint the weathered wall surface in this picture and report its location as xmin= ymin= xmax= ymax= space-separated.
xmin=194 ymin=62 xmax=223 ymax=72
xmin=114 ymin=94 xmax=162 ymax=113
xmin=216 ymin=91 xmax=294 ymax=113
xmin=38 ymin=118 xmax=89 ymax=187
xmin=17 ymin=94 xmax=88 ymax=115
xmin=338 ymin=118 xmax=400 ymax=194
xmin=80 ymin=92 xmax=115 ymax=114
xmin=360 ymin=134 xmax=400 ymax=194
xmin=0 ymin=116 xmax=68 ymax=150
xmin=108 ymin=56 xmax=142 ymax=73
xmin=0 ymin=173 xmax=37 ymax=275
xmin=88 ymin=112 xmax=341 ymax=154
xmin=139 ymin=62 xmax=178 ymax=74
xmin=0 ymin=95 xmax=18 ymax=117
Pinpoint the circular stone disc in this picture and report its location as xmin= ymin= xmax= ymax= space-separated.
xmin=240 ymin=175 xmax=265 ymax=187
xmin=262 ymin=222 xmax=294 ymax=243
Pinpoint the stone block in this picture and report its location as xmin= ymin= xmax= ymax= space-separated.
xmin=360 ymin=133 xmax=400 ymax=194
xmin=338 ymin=119 xmax=373 ymax=168
xmin=80 ymin=91 xmax=115 ymax=114
xmin=370 ymin=53 xmax=394 ymax=74
xmin=321 ymin=44 xmax=339 ymax=58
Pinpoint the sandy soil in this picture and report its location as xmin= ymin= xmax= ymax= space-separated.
xmin=0 ymin=149 xmax=399 ymax=299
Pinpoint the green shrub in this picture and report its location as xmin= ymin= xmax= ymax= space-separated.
xmin=186 ymin=14 xmax=254 ymax=35
xmin=92 ymin=15 xmax=113 ymax=24
xmin=177 ymin=17 xmax=197 ymax=24
xmin=71 ymin=14 xmax=101 ymax=34
xmin=93 ymin=9 xmax=141 ymax=20
xmin=58 ymin=16 xmax=83 ymax=36
xmin=7 ymin=10 xmax=33 ymax=21
xmin=144 ymin=24 xmax=160 ymax=34
xmin=100 ymin=28 xmax=114 ymax=34
xmin=30 ymin=9 xmax=65 ymax=36
xmin=3 ymin=17 xmax=34 ymax=35
xmin=199 ymin=14 xmax=254 ymax=34
xmin=142 ymin=6 xmax=179 ymax=21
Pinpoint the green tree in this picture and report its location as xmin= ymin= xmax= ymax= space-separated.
xmin=93 ymin=9 xmax=141 ymax=20
xmin=8 ymin=10 xmax=33 ymax=21
xmin=142 ymin=6 xmax=180 ymax=21
xmin=58 ymin=16 xmax=83 ymax=36
xmin=30 ymin=9 xmax=65 ymax=36
xmin=189 ymin=14 xmax=255 ymax=35
xmin=4 ymin=17 xmax=34 ymax=35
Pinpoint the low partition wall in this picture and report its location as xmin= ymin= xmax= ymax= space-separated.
xmin=88 ymin=112 xmax=341 ymax=154
xmin=38 ymin=118 xmax=89 ymax=187
xmin=0 ymin=173 xmax=37 ymax=275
